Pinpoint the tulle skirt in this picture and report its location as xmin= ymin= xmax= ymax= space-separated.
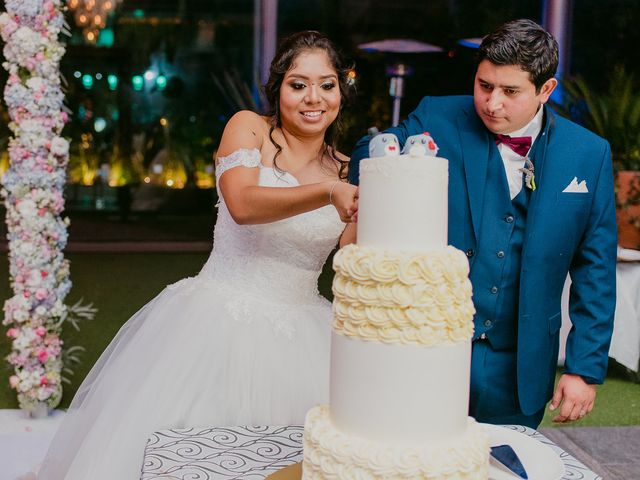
xmin=38 ymin=275 xmax=332 ymax=479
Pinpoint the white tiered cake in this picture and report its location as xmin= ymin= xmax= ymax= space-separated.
xmin=302 ymin=136 xmax=490 ymax=479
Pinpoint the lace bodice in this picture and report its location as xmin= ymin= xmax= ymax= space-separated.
xmin=197 ymin=148 xmax=345 ymax=304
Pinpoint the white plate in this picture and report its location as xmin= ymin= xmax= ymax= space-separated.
xmin=483 ymin=424 xmax=565 ymax=480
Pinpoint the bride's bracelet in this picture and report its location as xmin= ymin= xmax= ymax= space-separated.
xmin=328 ymin=180 xmax=341 ymax=206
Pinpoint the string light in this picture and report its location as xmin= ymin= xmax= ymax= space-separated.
xmin=68 ymin=0 xmax=123 ymax=44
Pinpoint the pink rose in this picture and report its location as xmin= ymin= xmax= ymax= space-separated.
xmin=6 ymin=328 xmax=19 ymax=338
xmin=4 ymin=21 xmax=17 ymax=36
xmin=35 ymin=326 xmax=46 ymax=337
xmin=35 ymin=288 xmax=48 ymax=300
xmin=14 ymin=355 xmax=27 ymax=367
xmin=40 ymin=376 xmax=49 ymax=386
xmin=37 ymin=350 xmax=49 ymax=363
xmin=9 ymin=376 xmax=19 ymax=389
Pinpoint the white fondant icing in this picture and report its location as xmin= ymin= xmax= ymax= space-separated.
xmin=357 ymin=155 xmax=448 ymax=251
xmin=329 ymin=331 xmax=471 ymax=443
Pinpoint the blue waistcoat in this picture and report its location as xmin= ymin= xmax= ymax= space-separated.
xmin=470 ymin=146 xmax=533 ymax=349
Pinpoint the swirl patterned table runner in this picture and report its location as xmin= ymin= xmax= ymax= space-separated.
xmin=141 ymin=424 xmax=600 ymax=480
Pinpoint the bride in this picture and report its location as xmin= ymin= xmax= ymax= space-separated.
xmin=37 ymin=31 xmax=358 ymax=479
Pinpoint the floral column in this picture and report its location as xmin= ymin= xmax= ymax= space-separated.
xmin=0 ymin=0 xmax=72 ymax=412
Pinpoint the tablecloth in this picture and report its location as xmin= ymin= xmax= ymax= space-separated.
xmin=559 ymin=261 xmax=640 ymax=373
xmin=141 ymin=424 xmax=601 ymax=480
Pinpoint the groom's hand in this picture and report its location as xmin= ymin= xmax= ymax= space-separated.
xmin=329 ymin=182 xmax=358 ymax=222
xmin=347 ymin=191 xmax=359 ymax=223
xmin=549 ymin=373 xmax=596 ymax=423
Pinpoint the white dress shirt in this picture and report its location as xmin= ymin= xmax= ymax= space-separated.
xmin=497 ymin=106 xmax=544 ymax=199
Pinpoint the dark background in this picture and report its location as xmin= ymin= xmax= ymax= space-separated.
xmin=1 ymin=0 xmax=639 ymax=201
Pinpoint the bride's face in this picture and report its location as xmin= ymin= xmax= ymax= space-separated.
xmin=279 ymin=48 xmax=341 ymax=137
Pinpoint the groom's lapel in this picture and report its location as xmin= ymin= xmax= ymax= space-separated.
xmin=457 ymin=110 xmax=491 ymax=238
xmin=522 ymin=106 xmax=555 ymax=256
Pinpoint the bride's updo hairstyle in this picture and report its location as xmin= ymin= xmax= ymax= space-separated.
xmin=264 ymin=30 xmax=355 ymax=179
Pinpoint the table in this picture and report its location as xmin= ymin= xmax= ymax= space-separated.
xmin=141 ymin=425 xmax=601 ymax=480
xmin=559 ymin=259 xmax=640 ymax=373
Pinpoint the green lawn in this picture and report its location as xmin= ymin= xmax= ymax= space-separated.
xmin=540 ymin=366 xmax=640 ymax=428
xmin=1 ymin=252 xmax=638 ymax=427
xmin=0 ymin=253 xmax=209 ymax=410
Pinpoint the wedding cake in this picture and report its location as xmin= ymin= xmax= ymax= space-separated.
xmin=301 ymin=133 xmax=491 ymax=479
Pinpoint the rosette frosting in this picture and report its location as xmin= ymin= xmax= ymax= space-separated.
xmin=332 ymin=244 xmax=475 ymax=345
xmin=302 ymin=405 xmax=490 ymax=479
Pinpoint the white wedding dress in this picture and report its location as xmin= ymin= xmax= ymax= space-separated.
xmin=37 ymin=149 xmax=345 ymax=479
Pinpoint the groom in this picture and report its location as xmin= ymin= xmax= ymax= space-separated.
xmin=349 ymin=19 xmax=617 ymax=428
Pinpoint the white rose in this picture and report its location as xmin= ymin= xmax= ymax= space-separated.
xmin=26 ymin=76 xmax=44 ymax=92
xmin=0 ymin=12 xmax=11 ymax=27
xmin=26 ymin=269 xmax=42 ymax=287
xmin=17 ymin=241 xmax=35 ymax=256
xmin=16 ymin=199 xmax=37 ymax=218
xmin=51 ymin=300 xmax=65 ymax=317
xmin=13 ymin=309 xmax=29 ymax=323
xmin=13 ymin=329 xmax=35 ymax=350
xmin=50 ymin=136 xmax=69 ymax=156
xmin=0 ymin=13 xmax=17 ymax=41
xmin=6 ymin=0 xmax=42 ymax=18
xmin=14 ymin=26 xmax=42 ymax=56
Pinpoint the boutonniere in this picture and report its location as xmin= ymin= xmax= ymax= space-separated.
xmin=519 ymin=157 xmax=536 ymax=191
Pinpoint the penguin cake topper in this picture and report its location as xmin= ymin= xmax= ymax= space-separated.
xmin=401 ymin=132 xmax=439 ymax=157
xmin=369 ymin=132 xmax=401 ymax=158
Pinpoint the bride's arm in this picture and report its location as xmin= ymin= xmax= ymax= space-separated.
xmin=217 ymin=111 xmax=357 ymax=225
xmin=339 ymin=223 xmax=357 ymax=247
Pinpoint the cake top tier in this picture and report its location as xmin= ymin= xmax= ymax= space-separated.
xmin=357 ymin=133 xmax=448 ymax=251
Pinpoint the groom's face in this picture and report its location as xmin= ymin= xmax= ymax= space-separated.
xmin=473 ymin=60 xmax=556 ymax=134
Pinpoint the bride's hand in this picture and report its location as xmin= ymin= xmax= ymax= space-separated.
xmin=328 ymin=181 xmax=358 ymax=223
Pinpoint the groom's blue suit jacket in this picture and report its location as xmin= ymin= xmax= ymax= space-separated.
xmin=350 ymin=96 xmax=617 ymax=415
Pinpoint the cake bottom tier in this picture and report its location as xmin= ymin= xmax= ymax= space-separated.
xmin=302 ymin=405 xmax=490 ymax=480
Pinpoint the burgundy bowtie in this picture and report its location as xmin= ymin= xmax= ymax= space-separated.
xmin=495 ymin=134 xmax=532 ymax=157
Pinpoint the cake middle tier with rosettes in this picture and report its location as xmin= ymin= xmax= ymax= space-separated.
xmin=332 ymin=243 xmax=476 ymax=346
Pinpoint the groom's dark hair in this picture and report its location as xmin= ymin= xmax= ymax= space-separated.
xmin=478 ymin=18 xmax=559 ymax=93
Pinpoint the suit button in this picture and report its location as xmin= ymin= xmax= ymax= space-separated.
xmin=484 ymin=319 xmax=493 ymax=327
xmin=466 ymin=249 xmax=474 ymax=258
xmin=497 ymin=251 xmax=505 ymax=258
xmin=505 ymin=215 xmax=514 ymax=223
xmin=491 ymin=286 xmax=498 ymax=294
